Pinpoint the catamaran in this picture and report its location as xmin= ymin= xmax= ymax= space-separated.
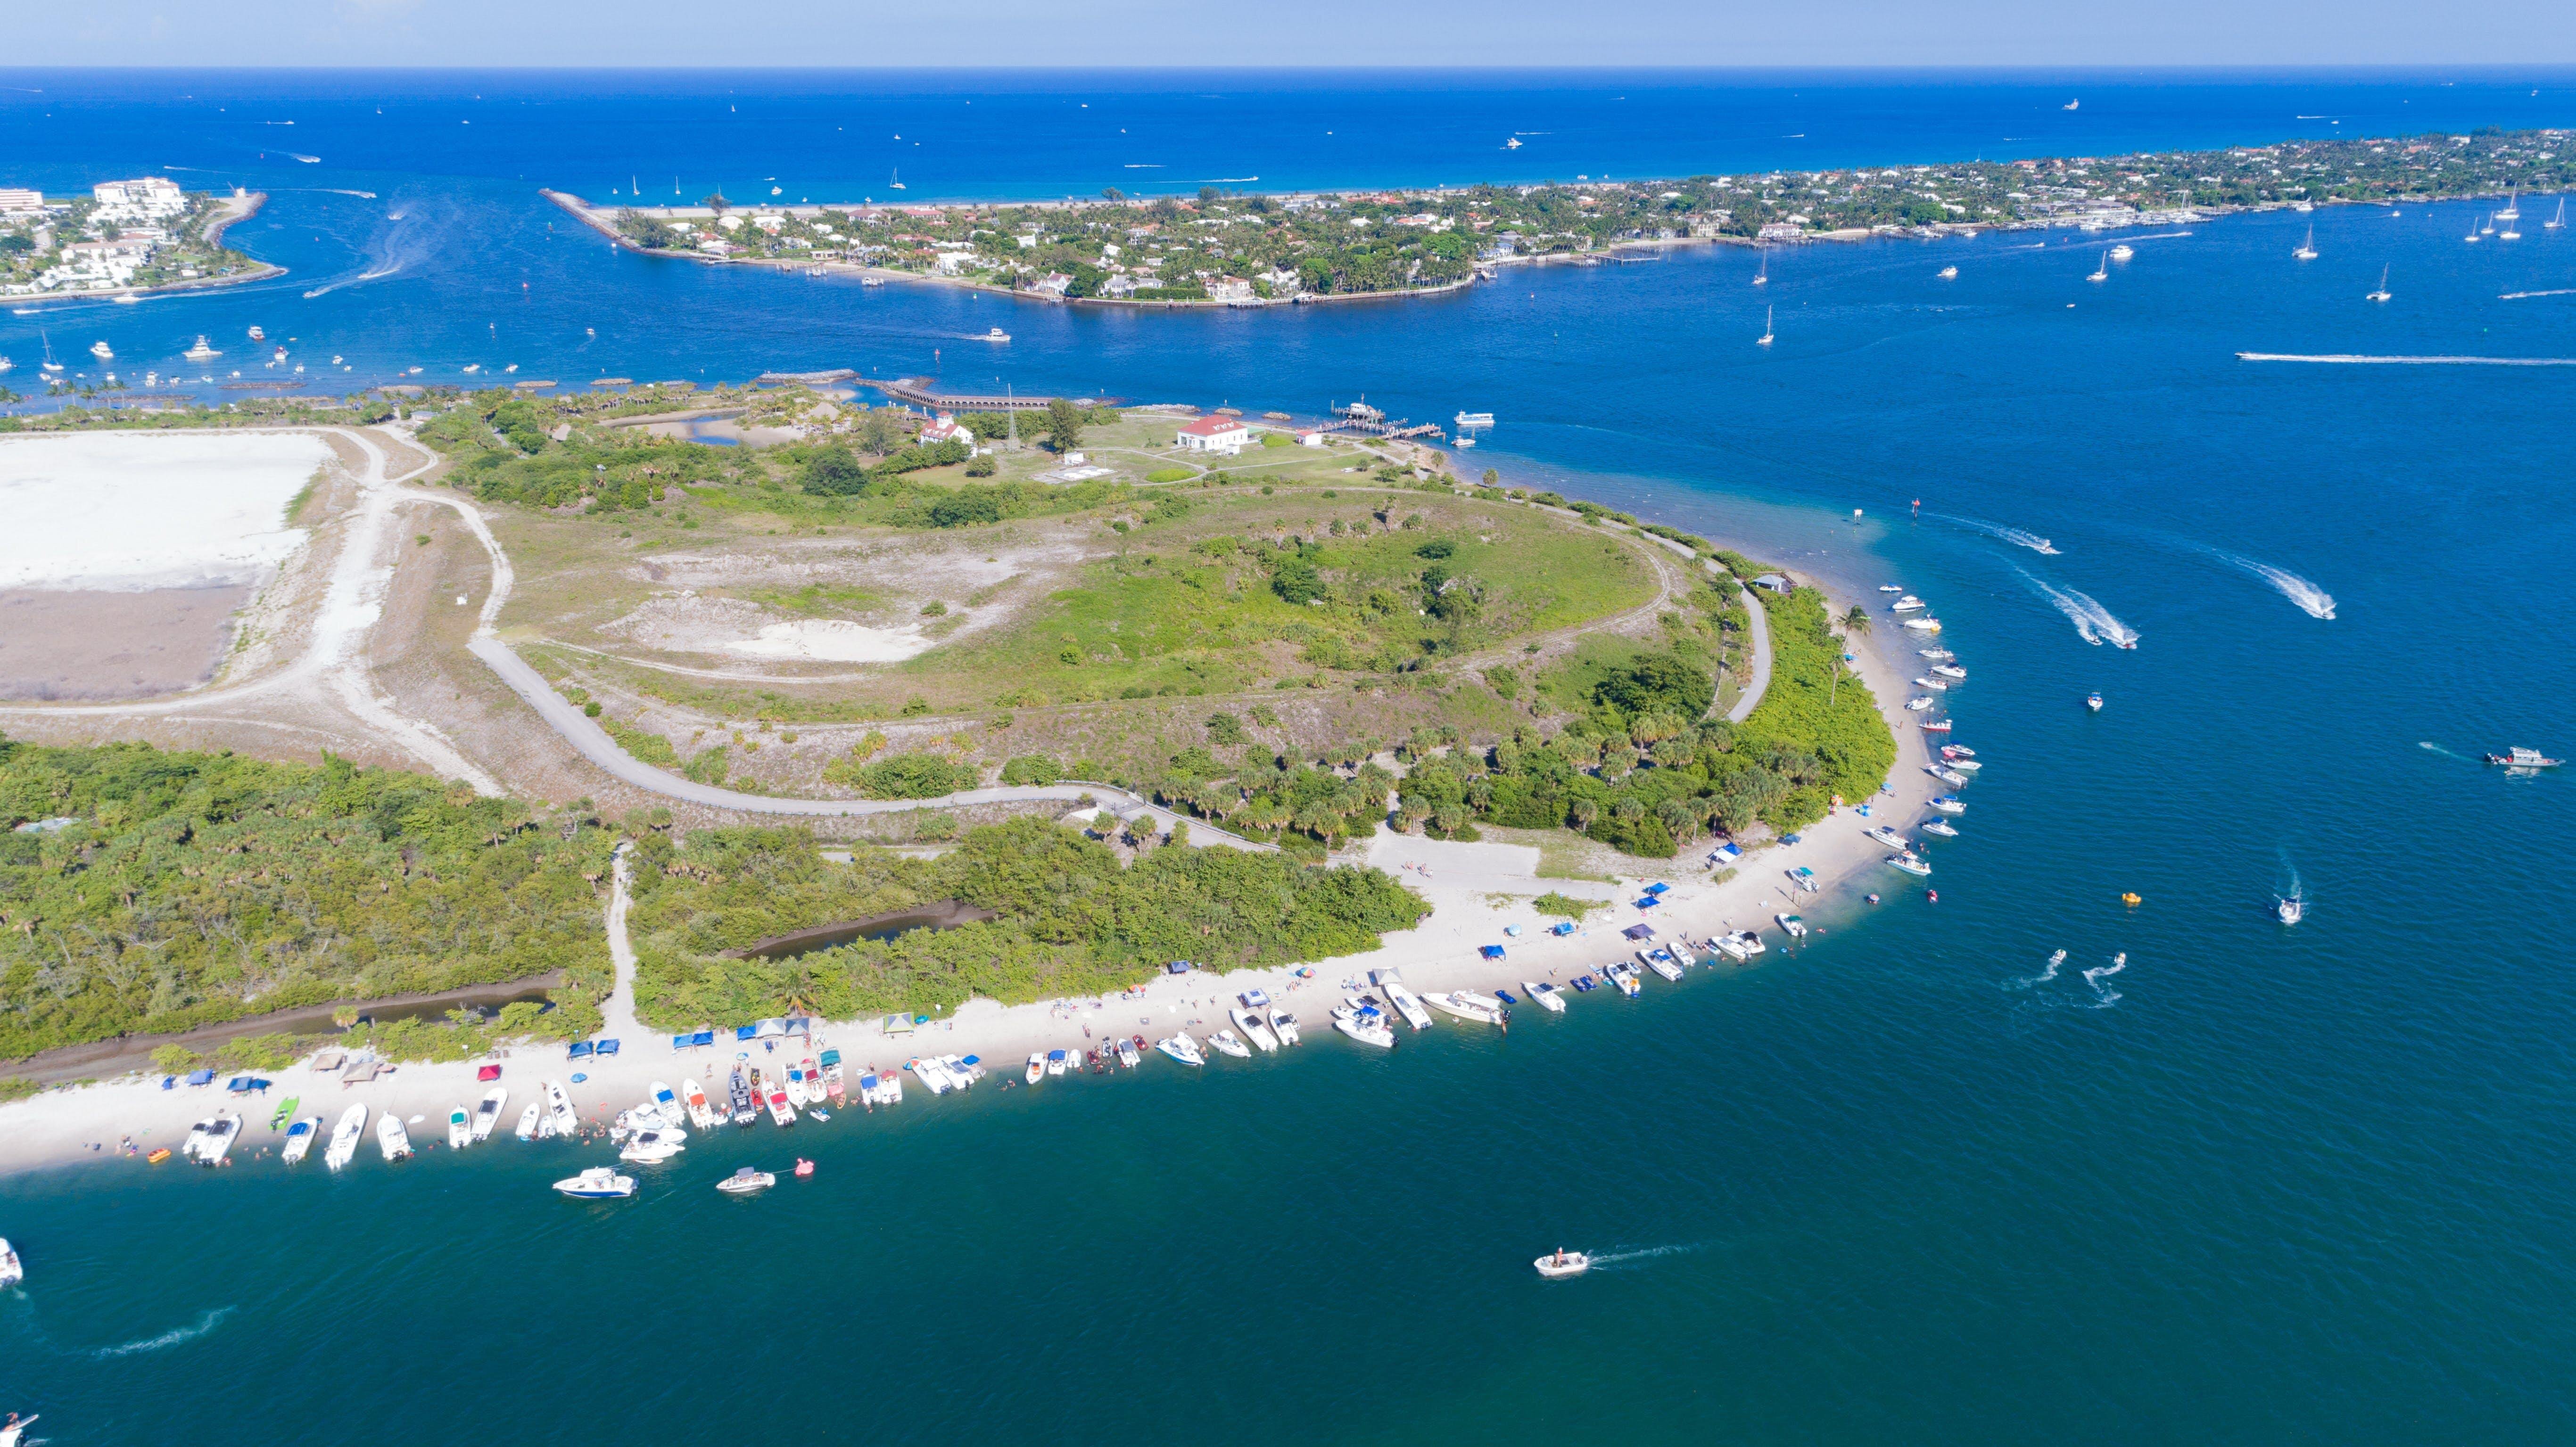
xmin=326 ymin=1104 xmax=368 ymax=1170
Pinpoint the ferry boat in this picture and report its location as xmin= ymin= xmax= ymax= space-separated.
xmin=185 ymin=336 xmax=220 ymax=360
xmin=2483 ymin=747 xmax=2564 ymax=768
xmin=2086 ymin=691 xmax=2105 ymax=712
xmin=1157 ymin=1032 xmax=1206 ymax=1066
xmin=326 ymin=1104 xmax=368 ymax=1170
xmin=1775 ymin=913 xmax=1808 ymax=938
xmin=1230 ymin=1007 xmax=1281 ymax=1051
xmin=2277 ymin=892 xmax=2305 ymax=925
xmin=1520 ymin=981 xmax=1567 ymax=1013
xmin=717 ymin=1167 xmax=775 ymax=1196
xmin=1886 ymin=852 xmax=1932 ymax=877
xmin=554 ymin=1167 xmax=636 ymax=1200
xmin=1920 ymin=818 xmax=1959 ymax=838
xmin=281 ymin=1115 xmax=321 ymax=1164
xmin=376 ymin=1111 xmax=413 ymax=1162
xmin=1535 ymin=1249 xmax=1591 ymax=1279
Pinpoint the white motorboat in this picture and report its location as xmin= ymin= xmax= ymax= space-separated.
xmin=472 ymin=1086 xmax=508 ymax=1142
xmin=1267 ymin=1009 xmax=1301 ymax=1046
xmin=90 ymin=340 xmax=114 ymax=360
xmin=1158 ymin=1032 xmax=1206 ymax=1066
xmin=1879 ymin=584 xmax=1904 ymax=593
xmin=1521 ymin=980 xmax=1568 ymax=1012
xmin=1904 ymin=696 xmax=1935 ymax=713
xmin=1776 ymin=913 xmax=1808 ymax=938
xmin=1865 ymin=825 xmax=1910 ymax=849
xmin=0 ymin=1414 xmax=36 ymax=1447
xmin=1379 ymin=980 xmax=1435 ymax=1031
xmin=909 ymin=1058 xmax=955 ymax=1095
xmin=682 ymin=1078 xmax=716 ymax=1129
xmin=0 ymin=1238 xmax=20 ymax=1288
xmin=717 ymin=1167 xmax=775 ymax=1195
xmin=2086 ymin=691 xmax=2105 ymax=712
xmin=1727 ymin=929 xmax=1768 ymax=960
xmin=553 ymin=1167 xmax=635 ymax=1200
xmin=280 ymin=1115 xmax=322 ymax=1164
xmin=1887 ymin=852 xmax=1932 ymax=877
xmin=2109 ymin=243 xmax=2135 ymax=260
xmin=649 ymin=1081 xmax=680 ymax=1126
xmin=514 ymin=1102 xmax=542 ymax=1141
xmin=1605 ymin=962 xmax=1642 ymax=996
xmin=1534 ymin=1250 xmax=1591 ymax=1279
xmin=1940 ymin=743 xmax=1977 ymax=759
xmin=185 ymin=335 xmax=220 ymax=360
xmin=1024 ymin=1052 xmax=1046 ymax=1085
xmin=766 ymin=1086 xmax=797 ymax=1126
xmin=1915 ymin=677 xmax=1949 ymax=692
xmin=1230 ymin=1008 xmax=1281 ymax=1052
xmin=377 ymin=1111 xmax=413 ymax=1162
xmin=1115 ymin=1037 xmax=1142 ymax=1069
xmin=1929 ymin=765 xmax=1969 ymax=787
xmin=191 ymin=1112 xmax=242 ymax=1166
xmin=619 ymin=1128 xmax=685 ymax=1164
xmin=1330 ymin=1004 xmax=1395 ymax=1048
xmin=1635 ymin=949 xmax=1684 ymax=983
xmin=1045 ymin=1049 xmax=1068 ymax=1077
xmin=446 ymin=1106 xmax=472 ymax=1150
xmin=1928 ymin=795 xmax=1966 ymax=815
xmin=1946 ymin=758 xmax=1983 ymax=773
xmin=1920 ymin=818 xmax=1959 ymax=838
xmin=1901 ymin=617 xmax=1943 ymax=633
xmin=1428 ymin=991 xmax=1503 ymax=1024
xmin=982 ymin=327 xmax=1011 ymax=343
xmin=1917 ymin=648 xmax=1954 ymax=661
xmin=326 ymin=1104 xmax=368 ymax=1170
xmin=1920 ymin=718 xmax=1954 ymax=733
xmin=1208 ymin=1029 xmax=1253 ymax=1059
xmin=1938 ymin=264 xmax=1958 ymax=279
xmin=179 ymin=1117 xmax=215 ymax=1162
xmin=1711 ymin=933 xmax=1751 ymax=962
xmin=545 ymin=1080 xmax=580 ymax=1136
xmin=783 ymin=1070 xmax=809 ymax=1110
xmin=1891 ymin=595 xmax=1925 ymax=612
xmin=2278 ymin=892 xmax=2305 ymax=925
xmin=1931 ymin=664 xmax=1966 ymax=680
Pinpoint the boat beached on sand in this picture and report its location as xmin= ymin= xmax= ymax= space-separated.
xmin=1158 ymin=1032 xmax=1206 ymax=1066
xmin=326 ymin=1104 xmax=368 ymax=1170
xmin=1520 ymin=980 xmax=1568 ymax=1012
xmin=472 ymin=1086 xmax=508 ymax=1142
xmin=377 ymin=1111 xmax=413 ymax=1162
xmin=281 ymin=1115 xmax=322 ymax=1164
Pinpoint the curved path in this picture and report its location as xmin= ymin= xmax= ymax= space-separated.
xmin=1725 ymin=581 xmax=1774 ymax=723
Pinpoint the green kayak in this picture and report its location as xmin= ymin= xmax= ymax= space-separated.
xmin=270 ymin=1095 xmax=299 ymax=1130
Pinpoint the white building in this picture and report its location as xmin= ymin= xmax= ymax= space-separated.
xmin=90 ymin=177 xmax=185 ymax=223
xmin=1175 ymin=415 xmax=1250 ymax=454
xmin=1205 ymin=276 xmax=1256 ymax=304
xmin=918 ymin=411 xmax=974 ymax=445
xmin=0 ymin=187 xmax=44 ymax=216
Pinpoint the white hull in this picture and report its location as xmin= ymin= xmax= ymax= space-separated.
xmin=544 ymin=1080 xmax=580 ymax=1137
xmin=326 ymin=1104 xmax=368 ymax=1171
xmin=1520 ymin=981 xmax=1567 ymax=1012
xmin=377 ymin=1112 xmax=413 ymax=1162
xmin=280 ymin=1116 xmax=321 ymax=1164
xmin=1230 ymin=1008 xmax=1281 ymax=1052
xmin=515 ymin=1102 xmax=542 ymax=1141
xmin=472 ymin=1087 xmax=508 ymax=1142
xmin=1157 ymin=1033 xmax=1206 ymax=1066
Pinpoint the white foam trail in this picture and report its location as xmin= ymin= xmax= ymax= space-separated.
xmin=304 ymin=262 xmax=403 ymax=300
xmin=2196 ymin=546 xmax=2335 ymax=619
xmin=284 ymin=152 xmax=321 ymax=164
xmin=94 ymin=1306 xmax=233 ymax=1357
xmin=2019 ymin=569 xmax=2138 ymax=648
xmin=2419 ymin=740 xmax=2475 ymax=763
xmin=2007 ymin=949 xmax=2066 ymax=991
xmin=2499 ymin=288 xmax=2576 ymax=300
xmin=2238 ymin=353 xmax=2576 ymax=366
xmin=1925 ymin=510 xmax=2060 ymax=554
xmin=2081 ymin=953 xmax=2127 ymax=1007
xmin=1585 ymin=1243 xmax=1705 ymax=1269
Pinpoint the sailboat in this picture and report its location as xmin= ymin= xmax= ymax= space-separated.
xmin=2293 ymin=224 xmax=2317 ymax=260
xmin=2480 ymin=213 xmax=2495 ymax=236
xmin=38 ymin=330 xmax=63 ymax=374
xmin=2087 ymin=251 xmax=2109 ymax=282
xmin=2499 ymin=215 xmax=2522 ymax=240
xmin=2546 ymin=198 xmax=2567 ymax=231
xmin=2497 ymin=191 xmax=2520 ymax=221
xmin=888 ymin=168 xmax=905 ymax=190
xmin=1756 ymin=304 xmax=1774 ymax=347
xmin=1751 ymin=248 xmax=1768 ymax=286
xmin=2366 ymin=265 xmax=2391 ymax=303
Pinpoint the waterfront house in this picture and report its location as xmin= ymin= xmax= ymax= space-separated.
xmin=1749 ymin=573 xmax=1794 ymax=595
xmin=1205 ymin=276 xmax=1257 ymax=304
xmin=1295 ymin=429 xmax=1327 ymax=447
xmin=1176 ymin=415 xmax=1250 ymax=454
xmin=917 ymin=411 xmax=974 ymax=445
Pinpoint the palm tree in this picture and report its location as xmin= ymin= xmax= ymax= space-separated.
xmin=1841 ymin=604 xmax=1872 ymax=635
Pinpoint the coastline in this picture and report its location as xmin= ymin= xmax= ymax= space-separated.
xmin=6 ymin=191 xmax=283 ymax=306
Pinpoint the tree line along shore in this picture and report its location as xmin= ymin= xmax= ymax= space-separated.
xmin=0 ymin=384 xmax=1893 ymax=1086
xmin=564 ymin=126 xmax=2573 ymax=303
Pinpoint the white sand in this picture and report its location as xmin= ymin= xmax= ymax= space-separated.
xmin=0 ymin=432 xmax=329 ymax=591
xmin=726 ymin=618 xmax=932 ymax=663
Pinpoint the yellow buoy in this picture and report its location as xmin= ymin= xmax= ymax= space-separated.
xmin=2120 ymin=893 xmax=2142 ymax=906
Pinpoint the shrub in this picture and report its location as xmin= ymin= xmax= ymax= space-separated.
xmin=827 ymin=751 xmax=978 ymax=799
xmin=1532 ymin=891 xmax=1601 ymax=920
xmin=999 ymin=754 xmax=1063 ymax=786
xmin=1147 ymin=467 xmax=1194 ymax=483
xmin=802 ymin=446 xmax=870 ymax=496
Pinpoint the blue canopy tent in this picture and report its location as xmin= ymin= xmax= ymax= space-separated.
xmin=595 ymin=1038 xmax=621 ymax=1056
xmin=1549 ymin=921 xmax=1577 ymax=937
xmin=566 ymin=1041 xmax=593 ymax=1059
xmin=783 ymin=1017 xmax=813 ymax=1037
xmin=184 ymin=1068 xmax=217 ymax=1086
xmin=1643 ymin=882 xmax=1670 ymax=896
xmin=691 ymin=1029 xmax=716 ymax=1047
xmin=1621 ymin=923 xmax=1656 ymax=940
xmin=736 ymin=1024 xmax=760 ymax=1041
xmin=753 ymin=1018 xmax=787 ymax=1039
xmin=1478 ymin=945 xmax=1507 ymax=961
xmin=671 ymin=1034 xmax=695 ymax=1051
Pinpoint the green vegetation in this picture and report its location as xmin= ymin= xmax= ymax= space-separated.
xmin=0 ymin=738 xmax=615 ymax=1061
xmin=625 ymin=817 xmax=1428 ymax=1027
xmin=821 ymin=750 xmax=980 ymax=799
xmin=1532 ymin=891 xmax=1601 ymax=920
xmin=1734 ymin=586 xmax=1899 ymax=824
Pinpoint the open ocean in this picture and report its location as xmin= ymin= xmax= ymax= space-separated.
xmin=7 ymin=70 xmax=2576 ymax=1445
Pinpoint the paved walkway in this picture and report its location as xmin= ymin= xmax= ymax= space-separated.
xmin=1726 ymin=580 xmax=1774 ymax=723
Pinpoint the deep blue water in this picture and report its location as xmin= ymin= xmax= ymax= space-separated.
xmin=8 ymin=71 xmax=2576 ymax=1446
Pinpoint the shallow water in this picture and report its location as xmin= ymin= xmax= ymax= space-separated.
xmin=7 ymin=71 xmax=2576 ymax=1445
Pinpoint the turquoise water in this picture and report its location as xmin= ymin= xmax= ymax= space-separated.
xmin=8 ymin=73 xmax=2576 ymax=1443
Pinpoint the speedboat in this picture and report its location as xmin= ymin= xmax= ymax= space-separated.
xmin=728 ymin=1069 xmax=757 ymax=1124
xmin=1905 ymin=697 xmax=1936 ymax=713
xmin=1940 ymin=744 xmax=1977 ymax=759
xmin=782 ymin=1068 xmax=809 ymax=1109
xmin=554 ymin=1167 xmax=636 ymax=1200
xmin=90 ymin=340 xmax=114 ymax=360
xmin=2483 ymin=747 xmax=2564 ymax=768
xmin=1115 ymin=1036 xmax=1143 ymax=1068
xmin=1879 ymin=584 xmax=1904 ymax=593
xmin=1945 ymin=758 xmax=1982 ymax=773
xmin=1865 ymin=825 xmax=1909 ymax=849
xmin=377 ymin=1111 xmax=413 ymax=1162
xmin=0 ymin=1239 xmax=20 ymax=1288
xmin=1890 ymin=595 xmax=1925 ymax=612
xmin=1230 ymin=1008 xmax=1280 ymax=1051
xmin=1928 ymin=765 xmax=1969 ymax=787
xmin=1887 ymin=852 xmax=1932 ymax=877
xmin=1920 ymin=818 xmax=1959 ymax=838
xmin=1914 ymin=676 xmax=1949 ymax=692
xmin=472 ymin=1086 xmax=508 ymax=1141
xmin=1380 ymin=981 xmax=1435 ymax=1031
xmin=1635 ymin=949 xmax=1684 ymax=983
xmin=326 ymin=1104 xmax=368 ymax=1170
xmin=1790 ymin=866 xmax=1819 ymax=894
xmin=0 ymin=1414 xmax=36 ymax=1447
xmin=1604 ymin=962 xmax=1643 ymax=996
xmin=1901 ymin=617 xmax=1943 ymax=633
xmin=2110 ymin=243 xmax=2136 ymax=261
xmin=620 ymin=1128 xmax=685 ymax=1164
xmin=1919 ymin=718 xmax=1954 ymax=733
xmin=983 ymin=327 xmax=1011 ymax=343
xmin=1928 ymin=795 xmax=1966 ymax=815
xmin=1728 ymin=929 xmax=1768 ymax=960
xmin=1158 ymin=1032 xmax=1206 ymax=1066
xmin=1938 ymin=264 xmax=1959 ymax=279
xmin=908 ymin=1059 xmax=954 ymax=1095
xmin=717 ymin=1167 xmax=775 ymax=1195
xmin=545 ymin=1079 xmax=580 ymax=1136
xmin=185 ymin=336 xmax=220 ymax=360
xmin=767 ymin=1086 xmax=797 ymax=1126
xmin=1776 ymin=913 xmax=1808 ymax=938
xmin=1710 ymin=933 xmax=1751 ymax=962
xmin=650 ymin=1081 xmax=681 ymax=1126
xmin=1918 ymin=648 xmax=1954 ymax=661
xmin=682 ymin=1078 xmax=716 ymax=1129
xmin=1330 ymin=1003 xmax=1396 ymax=1047
xmin=281 ymin=1115 xmax=322 ymax=1164
xmin=514 ymin=1102 xmax=542 ymax=1141
xmin=1429 ymin=990 xmax=1505 ymax=1023
xmin=1267 ymin=1009 xmax=1300 ymax=1046
xmin=1209 ymin=1029 xmax=1253 ymax=1059
xmin=1521 ymin=980 xmax=1568 ymax=1012
xmin=247 ymin=324 xmax=265 ymax=341
xmin=1931 ymin=664 xmax=1966 ymax=681
xmin=2086 ymin=691 xmax=2104 ymax=712
xmin=1044 ymin=1049 xmax=1068 ymax=1077
xmin=1025 ymin=1052 xmax=1046 ymax=1085
xmin=189 ymin=1112 xmax=242 ymax=1166
xmin=1534 ymin=1250 xmax=1591 ymax=1279
xmin=2277 ymin=892 xmax=2305 ymax=925
xmin=447 ymin=1106 xmax=472 ymax=1150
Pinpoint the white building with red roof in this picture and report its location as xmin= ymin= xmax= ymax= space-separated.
xmin=918 ymin=411 xmax=974 ymax=445
xmin=1175 ymin=414 xmax=1250 ymax=455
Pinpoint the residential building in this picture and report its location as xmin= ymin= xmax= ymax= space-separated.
xmin=1176 ymin=415 xmax=1251 ymax=454
xmin=1205 ymin=275 xmax=1256 ymax=304
xmin=917 ymin=411 xmax=974 ymax=445
xmin=90 ymin=177 xmax=185 ymax=222
xmin=0 ymin=187 xmax=43 ymax=216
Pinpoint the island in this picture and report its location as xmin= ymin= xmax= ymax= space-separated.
xmin=0 ymin=178 xmax=279 ymax=302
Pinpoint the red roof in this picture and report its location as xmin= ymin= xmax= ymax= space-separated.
xmin=1179 ymin=415 xmax=1247 ymax=436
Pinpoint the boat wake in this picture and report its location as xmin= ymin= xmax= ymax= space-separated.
xmin=283 ymin=151 xmax=322 ymax=164
xmin=2006 ymin=949 xmax=2068 ymax=991
xmin=2081 ymin=953 xmax=2128 ymax=1008
xmin=2238 ymin=353 xmax=2576 ymax=366
xmin=93 ymin=1306 xmax=233 ymax=1358
xmin=2418 ymin=741 xmax=2477 ymax=763
xmin=1925 ymin=510 xmax=2060 ymax=554
xmin=302 ymin=210 xmax=429 ymax=299
xmin=2193 ymin=545 xmax=2335 ymax=619
xmin=2020 ymin=569 xmax=2138 ymax=648
xmin=2499 ymin=288 xmax=2576 ymax=300
xmin=1583 ymin=1243 xmax=1706 ymax=1270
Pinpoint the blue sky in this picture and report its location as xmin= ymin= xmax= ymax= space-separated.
xmin=14 ymin=0 xmax=2576 ymax=66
